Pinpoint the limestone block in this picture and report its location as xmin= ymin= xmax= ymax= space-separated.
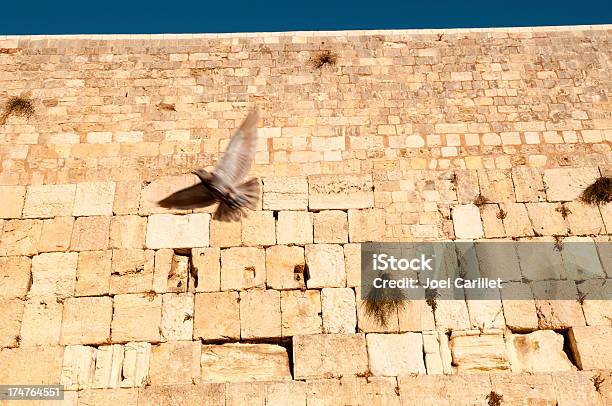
xmin=456 ymin=170 xmax=480 ymax=204
xmin=565 ymin=201 xmax=605 ymax=235
xmin=576 ymin=278 xmax=612 ymax=325
xmin=552 ymin=371 xmax=604 ymax=406
xmin=19 ymin=299 xmax=63 ymax=346
xmin=480 ymin=204 xmax=505 ymax=238
xmin=490 ymin=373 xmax=556 ymax=405
xmin=75 ymin=251 xmax=111 ymax=296
xmin=191 ymin=247 xmax=220 ymax=292
xmin=600 ymin=203 xmax=612 ymax=234
xmin=138 ymin=383 xmax=225 ymax=405
xmin=61 ymin=296 xmax=112 ymax=345
xmin=306 ymin=378 xmax=363 ymax=406
xmin=543 ymin=167 xmax=600 ymax=202
xmin=526 ymin=203 xmax=568 ymax=235
xmin=139 ymin=175 xmax=199 ymax=215
xmin=500 ymin=282 xmax=539 ymax=331
xmin=506 ymin=330 xmax=575 ymax=373
xmin=422 ymin=332 xmax=444 ymax=374
xmin=347 ymin=208 xmax=386 ymax=242
xmin=79 ymin=388 xmax=138 ymax=406
xmin=533 ymin=281 xmax=586 ymax=329
xmin=200 ymin=343 xmax=291 ymax=382
xmin=210 ymin=218 xmax=241 ymax=247
xmin=242 ymin=211 xmax=276 ymax=246
xmin=568 ymin=325 xmax=612 ymax=370
xmin=220 ymin=247 xmax=265 ymax=290
xmin=452 ymin=204 xmax=483 ymax=239
xmin=0 ymin=256 xmax=31 ymax=299
xmin=281 ymin=289 xmax=322 ymax=336
xmin=308 ymin=174 xmax=374 ymax=210
xmin=500 ymin=203 xmax=534 ymax=237
xmin=0 ymin=185 xmax=26 ymax=218
xmin=512 ymin=166 xmax=546 ymax=202
xmin=262 ymin=177 xmax=309 ymax=211
xmin=344 ymin=243 xmax=361 ymax=287
xmin=149 ymin=341 xmax=201 ymax=385
xmin=160 ymin=293 xmax=193 ymax=341
xmin=145 ymin=213 xmax=210 ymax=249
xmin=193 ymin=291 xmax=240 ymax=341
xmin=166 ymin=253 xmax=189 ymax=293
xmin=560 ymin=236 xmax=605 ymax=280
xmin=0 ymin=298 xmax=24 ymax=347
xmin=359 ymin=377 xmax=401 ymax=406
xmin=60 ymin=345 xmax=96 ymax=390
xmin=398 ymin=296 xmax=436 ymax=332
xmin=240 ymin=289 xmax=281 ymax=339
xmin=0 ymin=346 xmax=63 ymax=385
xmin=29 ymin=252 xmax=78 ymax=299
xmin=450 ymin=330 xmax=510 ymax=372
xmin=39 ymin=216 xmax=74 ymax=252
xmin=92 ymin=344 xmax=124 ymax=389
xmin=152 ymin=249 xmax=172 ymax=293
xmin=113 ymin=180 xmax=142 ymax=215
xmin=466 ymin=297 xmax=506 ymax=330
xmin=226 ymin=382 xmax=267 ymax=406
xmin=305 ymin=244 xmax=346 ymax=288
xmin=0 ymin=219 xmax=42 ymax=256
xmin=70 ymin=216 xmax=111 ymax=251
xmin=293 ymin=333 xmax=368 ymax=379
xmin=266 ymin=380 xmax=307 ymax=406
xmin=475 ymin=241 xmax=522 ymax=281
xmin=74 ymin=182 xmax=116 ymax=216
xmin=110 ymin=249 xmax=154 ymax=294
xmin=266 ymin=245 xmax=306 ymax=290
xmin=366 ymin=333 xmax=426 ymax=376
xmin=109 ymin=215 xmax=147 ymax=249
xmin=111 ymin=294 xmax=162 ymax=343
xmin=313 ymin=210 xmax=348 ymax=243
xmin=121 ymin=342 xmax=151 ymax=387
xmin=22 ymin=184 xmax=76 ymax=218
xmin=276 ymin=211 xmax=313 ymax=244
xmin=321 ymin=287 xmax=356 ymax=334
xmin=477 ymin=169 xmax=515 ymax=202
xmin=398 ymin=374 xmax=492 ymax=405
xmin=433 ymin=299 xmax=471 ymax=332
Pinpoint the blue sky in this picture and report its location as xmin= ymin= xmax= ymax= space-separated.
xmin=1 ymin=0 xmax=610 ymax=35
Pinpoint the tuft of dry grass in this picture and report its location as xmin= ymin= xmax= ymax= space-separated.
xmin=486 ymin=391 xmax=503 ymax=406
xmin=362 ymin=273 xmax=405 ymax=327
xmin=425 ymin=288 xmax=440 ymax=312
xmin=311 ymin=50 xmax=338 ymax=69
xmin=496 ymin=208 xmax=507 ymax=220
xmin=580 ymin=177 xmax=612 ymax=205
xmin=473 ymin=194 xmax=489 ymax=207
xmin=1 ymin=96 xmax=35 ymax=125
xmin=592 ymin=373 xmax=605 ymax=393
xmin=556 ymin=204 xmax=572 ymax=219
xmin=157 ymin=102 xmax=176 ymax=112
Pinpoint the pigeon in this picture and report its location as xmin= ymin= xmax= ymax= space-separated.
xmin=157 ymin=109 xmax=260 ymax=222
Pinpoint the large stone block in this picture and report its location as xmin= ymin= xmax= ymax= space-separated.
xmin=321 ymin=287 xmax=356 ymax=334
xmin=276 ymin=211 xmax=313 ymax=245
xmin=552 ymin=371 xmax=603 ymax=406
xmin=113 ymin=180 xmax=142 ymax=215
xmin=308 ymin=174 xmax=374 ymax=210
xmin=194 ymin=291 xmax=240 ymax=341
xmin=73 ymin=182 xmax=116 ymax=216
xmin=39 ymin=216 xmax=74 ymax=252
xmin=347 ymin=208 xmax=386 ymax=242
xmin=191 ymin=247 xmax=220 ymax=292
xmin=111 ymin=294 xmax=162 ymax=343
xmin=0 ymin=256 xmax=31 ymax=299
xmin=313 ymin=210 xmax=348 ymax=243
xmin=477 ymin=169 xmax=515 ymax=203
xmin=110 ymin=249 xmax=155 ymax=294
xmin=0 ymin=185 xmax=26 ymax=218
xmin=19 ymin=299 xmax=63 ymax=346
xmin=139 ymin=383 xmax=225 ymax=406
xmin=29 ymin=252 xmax=78 ymax=299
xmin=241 ymin=211 xmax=276 ymax=246
xmin=61 ymin=296 xmax=113 ymax=345
xmin=22 ymin=184 xmax=76 ymax=218
xmin=568 ymin=325 xmax=612 ymax=370
xmin=366 ymin=333 xmax=426 ymax=376
xmin=79 ymin=388 xmax=138 ymax=406
xmin=92 ymin=344 xmax=124 ymax=389
xmin=200 ymin=343 xmax=291 ymax=382
xmin=526 ymin=203 xmax=568 ymax=235
xmin=451 ymin=204 xmax=483 ymax=239
xmin=146 ymin=213 xmax=210 ymax=249
xmin=500 ymin=203 xmax=534 ymax=237
xmin=266 ymin=380 xmax=307 ymax=406
xmin=109 ymin=215 xmax=147 ymax=249
xmin=490 ymin=373 xmax=556 ymax=405
xmin=0 ymin=298 xmax=24 ymax=347
xmin=543 ymin=167 xmax=600 ymax=202
xmin=70 ymin=216 xmax=111 ymax=251
xmin=449 ymin=330 xmax=510 ymax=373
xmin=344 ymin=243 xmax=361 ymax=288
xmin=60 ymin=345 xmax=96 ymax=390
xmin=305 ymin=244 xmax=346 ymax=288
xmin=305 ymin=378 xmax=363 ymax=406
xmin=225 ymin=382 xmax=266 ymax=406
xmin=160 ymin=293 xmax=194 ymax=341
xmin=240 ymin=289 xmax=281 ymax=339
xmin=533 ymin=281 xmax=586 ymax=329
xmin=565 ymin=201 xmax=605 ymax=235
xmin=121 ymin=342 xmax=151 ymax=387
xmin=0 ymin=219 xmax=42 ymax=256
xmin=220 ymin=247 xmax=265 ymax=290
xmin=576 ymin=278 xmax=612 ymax=325
xmin=149 ymin=341 xmax=201 ymax=386
xmin=210 ymin=218 xmax=242 ymax=247
xmin=75 ymin=251 xmax=111 ymax=296
xmin=265 ymin=245 xmax=306 ymax=290
xmin=506 ymin=330 xmax=575 ymax=373
xmin=500 ymin=282 xmax=539 ymax=331
xmin=0 ymin=346 xmax=63 ymax=384
xmin=262 ymin=176 xmax=309 ymax=210
xmin=293 ymin=333 xmax=368 ymax=379
xmin=511 ymin=166 xmax=546 ymax=202
xmin=281 ymin=289 xmax=322 ymax=336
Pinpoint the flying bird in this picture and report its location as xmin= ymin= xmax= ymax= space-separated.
xmin=157 ymin=109 xmax=260 ymax=222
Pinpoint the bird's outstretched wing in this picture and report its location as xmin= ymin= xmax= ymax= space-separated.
xmin=157 ymin=184 xmax=217 ymax=210
xmin=213 ymin=109 xmax=259 ymax=186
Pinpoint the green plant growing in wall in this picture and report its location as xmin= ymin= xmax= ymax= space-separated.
xmin=0 ymin=96 xmax=35 ymax=125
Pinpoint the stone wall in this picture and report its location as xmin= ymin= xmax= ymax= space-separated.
xmin=0 ymin=25 xmax=611 ymax=405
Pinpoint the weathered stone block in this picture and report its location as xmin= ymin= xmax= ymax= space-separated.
xmin=552 ymin=371 xmax=603 ymax=406
xmin=398 ymin=374 xmax=492 ymax=405
xmin=477 ymin=169 xmax=515 ymax=202
xmin=210 ymin=218 xmax=242 ymax=247
xmin=0 ymin=256 xmax=31 ymax=299
xmin=60 ymin=345 xmax=96 ymax=390
xmin=533 ymin=281 xmax=586 ymax=329
xmin=19 ymin=299 xmax=63 ymax=346
xmin=92 ymin=344 xmax=124 ymax=389
xmin=240 ymin=289 xmax=281 ymax=339
xmin=29 ymin=252 xmax=78 ymax=299
xmin=241 ymin=210 xmax=276 ymax=246
xmin=149 ymin=341 xmax=201 ymax=385
xmin=500 ymin=203 xmax=534 ymax=237
xmin=433 ymin=299 xmax=471 ymax=332
xmin=70 ymin=216 xmax=111 ymax=251
xmin=0 ymin=346 xmax=63 ymax=384
xmin=293 ymin=333 xmax=368 ymax=379
xmin=75 ymin=250 xmax=111 ymax=296
xmin=190 ymin=247 xmax=220 ymax=292
xmin=262 ymin=177 xmax=309 ymax=211
xmin=200 ymin=343 xmax=291 ymax=382
xmin=397 ymin=296 xmax=436 ymax=332
xmin=139 ymin=175 xmax=199 ymax=215
xmin=225 ymin=382 xmax=267 ymax=406
xmin=146 ymin=213 xmax=210 ymax=249
xmin=22 ymin=184 xmax=76 ymax=218
xmin=281 ymin=289 xmax=321 ymax=336
xmin=61 ymin=296 xmax=112 ymax=345
xmin=543 ymin=167 xmax=600 ymax=202
xmin=79 ymin=388 xmax=138 ymax=406
xmin=138 ymin=383 xmax=224 ymax=405
xmin=500 ymin=282 xmax=539 ymax=331
xmin=306 ymin=378 xmax=362 ymax=406
xmin=0 ymin=298 xmax=24 ymax=347
xmin=110 ymin=249 xmax=154 ymax=294
xmin=313 ymin=210 xmax=348 ymax=243
xmin=480 ymin=204 xmax=505 ymax=238
xmin=121 ymin=342 xmax=151 ymax=387
xmin=38 ymin=216 xmax=74 ymax=252
xmin=355 ymin=285 xmax=399 ymax=333
xmin=526 ymin=203 xmax=568 ymax=235
xmin=565 ymin=201 xmax=605 ymax=235
xmin=151 ymin=249 xmax=172 ymax=293
xmin=347 ymin=208 xmax=386 ymax=242
xmin=0 ymin=185 xmax=26 ymax=218
xmin=512 ymin=166 xmax=546 ymax=202
xmin=452 ymin=204 xmax=484 ymax=239
xmin=321 ymin=287 xmax=356 ymax=334
xmin=506 ymin=330 xmax=575 ymax=373
xmin=73 ymin=182 xmax=116 ymax=216
xmin=455 ymin=170 xmax=480 ymax=204
xmin=568 ymin=325 xmax=612 ymax=370
xmin=308 ymin=174 xmax=374 ymax=210
xmin=220 ymin=247 xmax=265 ymax=290
xmin=344 ymin=243 xmax=361 ymax=288
xmin=576 ymin=278 xmax=612 ymax=325
xmin=450 ymin=330 xmax=510 ymax=373
xmin=305 ymin=244 xmax=346 ymax=288
xmin=113 ymin=180 xmax=142 ymax=215
xmin=109 ymin=215 xmax=147 ymax=249
xmin=422 ymin=332 xmax=444 ymax=375
xmin=266 ymin=380 xmax=307 ymax=406
xmin=0 ymin=219 xmax=42 ymax=256
xmin=160 ymin=293 xmax=193 ymax=341
xmin=276 ymin=211 xmax=313 ymax=244
xmin=111 ymin=294 xmax=162 ymax=343
xmin=265 ymin=245 xmax=305 ymax=290
xmin=194 ymin=291 xmax=240 ymax=341
xmin=367 ymin=333 xmax=426 ymax=376
xmin=490 ymin=373 xmax=556 ymax=405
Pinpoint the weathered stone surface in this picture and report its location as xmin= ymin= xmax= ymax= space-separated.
xmin=79 ymin=388 xmax=138 ymax=406
xmin=293 ymin=333 xmax=368 ymax=379
xmin=75 ymin=250 xmax=111 ymax=296
xmin=526 ymin=203 xmax=568 ymax=235
xmin=220 ymin=247 xmax=265 ymax=290
xmin=146 ymin=213 xmax=210 ymax=249
xmin=466 ymin=298 xmax=506 ymax=330
xmin=450 ymin=330 xmax=510 ymax=373
xmin=121 ymin=342 xmax=151 ymax=388
xmin=490 ymin=373 xmax=556 ymax=405
xmin=422 ymin=332 xmax=444 ymax=374
xmin=61 ymin=296 xmax=113 ymax=345
xmin=210 ymin=218 xmax=242 ymax=247
xmin=19 ymin=299 xmax=63 ymax=346
xmin=242 ymin=211 xmax=276 ymax=246
xmin=306 ymin=378 xmax=362 ymax=406
xmin=347 ymin=208 xmax=386 ymax=242
xmin=194 ymin=291 xmax=240 ymax=341
xmin=276 ymin=211 xmax=313 ymax=244
xmin=359 ymin=377 xmax=401 ymax=406
xmin=456 ymin=170 xmax=480 ymax=204
xmin=200 ymin=343 xmax=291 ymax=382
xmin=149 ymin=341 xmax=201 ymax=385
xmin=480 ymin=204 xmax=505 ymax=238
xmin=74 ymin=182 xmax=116 ymax=216
xmin=281 ymin=289 xmax=321 ymax=336
xmin=367 ymin=333 xmax=426 ymax=376
xmin=543 ymin=167 xmax=600 ymax=202
xmin=22 ymin=184 xmax=76 ymax=218
xmin=433 ymin=299 xmax=470 ymax=332
xmin=343 ymin=243 xmax=361 ymax=288
xmin=500 ymin=282 xmax=539 ymax=331
xmin=313 ymin=210 xmax=348 ymax=243
xmin=452 ymin=204 xmax=483 ymax=239
xmin=309 ymin=174 xmax=374 ymax=210
xmin=29 ymin=252 xmax=78 ymax=299
xmin=160 ymin=293 xmax=194 ymax=341
xmin=565 ymin=201 xmax=605 ymax=235
xmin=151 ymin=249 xmax=172 ymax=293
xmin=398 ymin=298 xmax=436 ymax=332
xmin=0 ymin=298 xmax=24 ymax=347
xmin=138 ymin=383 xmax=225 ymax=405
xmin=240 ymin=289 xmax=281 ymax=339
xmin=266 ymin=380 xmax=307 ymax=406
xmin=305 ymin=244 xmax=346 ymax=288
xmin=533 ymin=281 xmax=586 ymax=329
xmin=0 ymin=256 xmax=31 ymax=299
xmin=552 ymin=371 xmax=603 ymax=406
xmin=60 ymin=345 xmax=96 ymax=390
xmin=139 ymin=175 xmax=199 ymax=215
xmin=0 ymin=185 xmax=26 ymax=218
xmin=568 ymin=325 xmax=612 ymax=370
xmin=560 ymin=236 xmax=605 ymax=280
xmin=109 ymin=215 xmax=146 ymax=249
xmin=111 ymin=294 xmax=162 ymax=343
xmin=512 ymin=166 xmax=546 ymax=202
xmin=576 ymin=278 xmax=612 ymax=326
xmin=262 ymin=177 xmax=309 ymax=210
xmin=506 ymin=330 xmax=575 ymax=373
xmin=398 ymin=374 xmax=492 ymax=405
xmin=500 ymin=203 xmax=534 ymax=237
xmin=0 ymin=346 xmax=63 ymax=384
xmin=0 ymin=219 xmax=42 ymax=256
xmin=478 ymin=169 xmax=515 ymax=202
xmin=92 ymin=344 xmax=124 ymax=389
xmin=38 ymin=216 xmax=74 ymax=252
xmin=70 ymin=216 xmax=111 ymax=251
xmin=110 ymin=249 xmax=155 ymax=294
xmin=113 ymin=180 xmax=142 ymax=215
xmin=191 ymin=247 xmax=221 ymax=292
xmin=265 ymin=245 xmax=306 ymax=290
xmin=226 ymin=382 xmax=266 ymax=406
xmin=321 ymin=287 xmax=356 ymax=334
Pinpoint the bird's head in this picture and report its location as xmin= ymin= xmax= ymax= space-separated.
xmin=191 ymin=169 xmax=212 ymax=182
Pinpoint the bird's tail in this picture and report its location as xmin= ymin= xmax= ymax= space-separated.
xmin=213 ymin=178 xmax=260 ymax=222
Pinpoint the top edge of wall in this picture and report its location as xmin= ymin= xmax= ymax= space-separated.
xmin=0 ymin=24 xmax=610 ymax=41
